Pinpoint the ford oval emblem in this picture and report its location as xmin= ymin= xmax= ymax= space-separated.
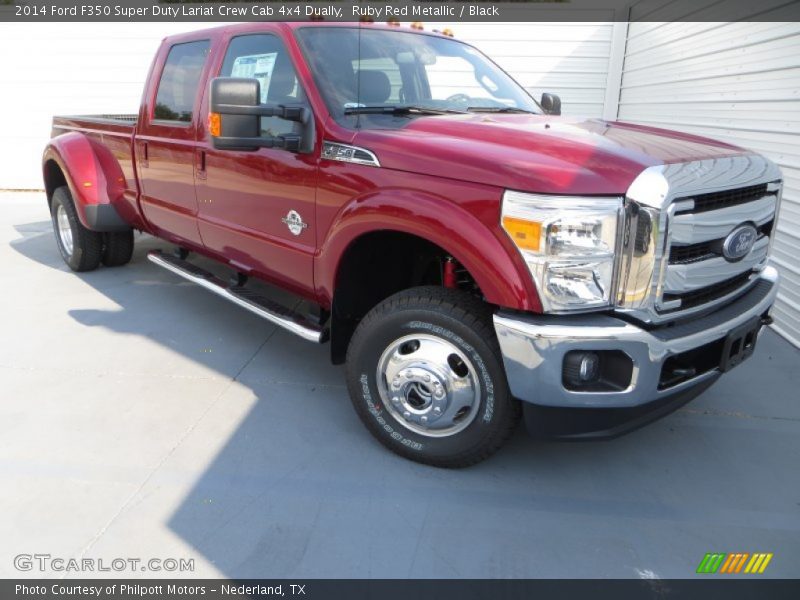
xmin=722 ymin=224 xmax=757 ymax=262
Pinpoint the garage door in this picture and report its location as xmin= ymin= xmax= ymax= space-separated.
xmin=617 ymin=21 xmax=800 ymax=347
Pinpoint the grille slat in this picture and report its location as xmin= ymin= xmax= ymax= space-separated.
xmin=669 ymin=242 xmax=717 ymax=265
xmin=662 ymin=272 xmax=754 ymax=311
xmin=675 ymin=183 xmax=773 ymax=214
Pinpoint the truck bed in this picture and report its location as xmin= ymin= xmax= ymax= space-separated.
xmin=48 ymin=114 xmax=140 ymax=223
xmin=52 ymin=114 xmax=137 ymax=138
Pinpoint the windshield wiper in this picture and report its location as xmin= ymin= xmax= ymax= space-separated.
xmin=344 ymin=105 xmax=466 ymax=116
xmin=466 ymin=107 xmax=537 ymax=114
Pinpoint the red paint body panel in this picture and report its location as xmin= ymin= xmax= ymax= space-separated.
xmin=43 ymin=22 xmax=757 ymax=315
xmin=42 ymin=122 xmax=145 ymax=230
xmin=354 ymin=115 xmax=746 ymax=196
xmin=314 ymin=162 xmax=540 ymax=311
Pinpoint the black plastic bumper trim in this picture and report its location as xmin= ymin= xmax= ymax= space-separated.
xmin=523 ymin=374 xmax=719 ymax=440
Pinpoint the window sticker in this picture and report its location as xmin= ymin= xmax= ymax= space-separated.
xmin=231 ymin=52 xmax=277 ymax=103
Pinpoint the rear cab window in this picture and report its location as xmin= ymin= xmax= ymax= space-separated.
xmin=153 ymin=40 xmax=211 ymax=124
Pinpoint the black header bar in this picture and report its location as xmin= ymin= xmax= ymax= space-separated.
xmin=5 ymin=579 xmax=800 ymax=600
xmin=2 ymin=0 xmax=799 ymax=23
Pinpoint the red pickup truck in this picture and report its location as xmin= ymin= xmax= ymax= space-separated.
xmin=43 ymin=22 xmax=782 ymax=467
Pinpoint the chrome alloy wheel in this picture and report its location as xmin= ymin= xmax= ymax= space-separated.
xmin=56 ymin=204 xmax=74 ymax=256
xmin=376 ymin=334 xmax=482 ymax=437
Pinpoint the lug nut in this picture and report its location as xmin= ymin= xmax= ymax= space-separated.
xmin=433 ymin=407 xmax=442 ymax=415
xmin=420 ymin=416 xmax=428 ymax=424
xmin=423 ymin=374 xmax=431 ymax=382
xmin=392 ymin=397 xmax=400 ymax=404
xmin=403 ymin=411 xmax=411 ymax=419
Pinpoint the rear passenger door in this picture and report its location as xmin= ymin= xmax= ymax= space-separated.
xmin=136 ymin=39 xmax=211 ymax=246
xmin=195 ymin=32 xmax=318 ymax=298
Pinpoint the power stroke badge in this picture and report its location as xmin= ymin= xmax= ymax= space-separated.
xmin=282 ymin=210 xmax=308 ymax=236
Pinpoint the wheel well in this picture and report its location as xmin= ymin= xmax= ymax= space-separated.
xmin=43 ymin=160 xmax=67 ymax=208
xmin=330 ymin=231 xmax=482 ymax=364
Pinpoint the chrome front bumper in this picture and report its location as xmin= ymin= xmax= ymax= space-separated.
xmin=493 ymin=266 xmax=779 ymax=409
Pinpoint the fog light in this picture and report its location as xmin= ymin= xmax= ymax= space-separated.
xmin=563 ymin=351 xmax=600 ymax=386
xmin=562 ymin=350 xmax=634 ymax=392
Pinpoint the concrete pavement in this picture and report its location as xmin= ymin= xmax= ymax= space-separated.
xmin=1 ymin=191 xmax=799 ymax=579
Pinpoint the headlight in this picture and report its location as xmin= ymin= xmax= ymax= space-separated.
xmin=501 ymin=190 xmax=623 ymax=312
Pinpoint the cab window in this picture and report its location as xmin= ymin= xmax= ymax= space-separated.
xmin=220 ymin=34 xmax=308 ymax=138
xmin=154 ymin=40 xmax=210 ymax=123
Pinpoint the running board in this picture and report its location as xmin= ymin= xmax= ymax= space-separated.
xmin=147 ymin=250 xmax=324 ymax=343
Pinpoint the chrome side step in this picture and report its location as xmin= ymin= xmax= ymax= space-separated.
xmin=147 ymin=250 xmax=324 ymax=343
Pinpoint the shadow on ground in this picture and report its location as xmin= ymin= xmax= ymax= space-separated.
xmin=10 ymin=221 xmax=800 ymax=578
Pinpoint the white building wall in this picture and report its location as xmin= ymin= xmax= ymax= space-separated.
xmin=442 ymin=22 xmax=616 ymax=118
xmin=0 ymin=22 xmax=215 ymax=190
xmin=0 ymin=21 xmax=615 ymax=190
xmin=617 ymin=21 xmax=800 ymax=347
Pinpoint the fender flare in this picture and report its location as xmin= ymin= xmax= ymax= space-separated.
xmin=42 ymin=132 xmax=130 ymax=232
xmin=315 ymin=189 xmax=541 ymax=313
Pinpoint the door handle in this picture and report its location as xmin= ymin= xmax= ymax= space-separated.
xmin=196 ymin=149 xmax=207 ymax=180
xmin=140 ymin=141 xmax=149 ymax=169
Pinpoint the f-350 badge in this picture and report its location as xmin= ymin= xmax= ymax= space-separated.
xmin=282 ymin=210 xmax=308 ymax=236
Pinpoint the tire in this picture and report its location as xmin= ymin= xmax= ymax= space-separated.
xmin=346 ymin=287 xmax=521 ymax=468
xmin=102 ymin=230 xmax=134 ymax=267
xmin=50 ymin=186 xmax=102 ymax=272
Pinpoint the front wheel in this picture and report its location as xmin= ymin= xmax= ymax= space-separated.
xmin=345 ymin=287 xmax=520 ymax=467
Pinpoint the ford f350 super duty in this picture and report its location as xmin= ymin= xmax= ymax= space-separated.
xmin=43 ymin=22 xmax=782 ymax=467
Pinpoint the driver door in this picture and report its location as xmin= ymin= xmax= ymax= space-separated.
xmin=195 ymin=32 xmax=317 ymax=298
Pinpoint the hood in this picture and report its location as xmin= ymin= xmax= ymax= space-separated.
xmin=353 ymin=115 xmax=750 ymax=195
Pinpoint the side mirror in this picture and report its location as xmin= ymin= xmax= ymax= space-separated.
xmin=209 ymin=77 xmax=314 ymax=153
xmin=540 ymin=93 xmax=561 ymax=116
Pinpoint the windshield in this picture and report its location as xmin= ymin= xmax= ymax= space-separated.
xmin=295 ymin=27 xmax=540 ymax=125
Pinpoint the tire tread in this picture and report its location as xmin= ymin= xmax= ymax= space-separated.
xmin=51 ymin=186 xmax=103 ymax=272
xmin=346 ymin=286 xmax=520 ymax=468
xmin=102 ymin=230 xmax=134 ymax=267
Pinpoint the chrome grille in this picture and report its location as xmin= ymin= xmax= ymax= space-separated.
xmin=661 ymin=191 xmax=777 ymax=314
xmin=615 ymin=155 xmax=783 ymax=324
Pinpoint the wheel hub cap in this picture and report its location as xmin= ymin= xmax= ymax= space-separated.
xmin=377 ymin=334 xmax=481 ymax=438
xmin=56 ymin=204 xmax=73 ymax=256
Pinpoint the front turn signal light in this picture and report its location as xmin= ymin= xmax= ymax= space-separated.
xmin=502 ymin=216 xmax=542 ymax=252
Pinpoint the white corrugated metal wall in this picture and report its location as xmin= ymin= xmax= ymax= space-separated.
xmin=616 ymin=21 xmax=800 ymax=347
xmin=442 ymin=22 xmax=616 ymax=117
